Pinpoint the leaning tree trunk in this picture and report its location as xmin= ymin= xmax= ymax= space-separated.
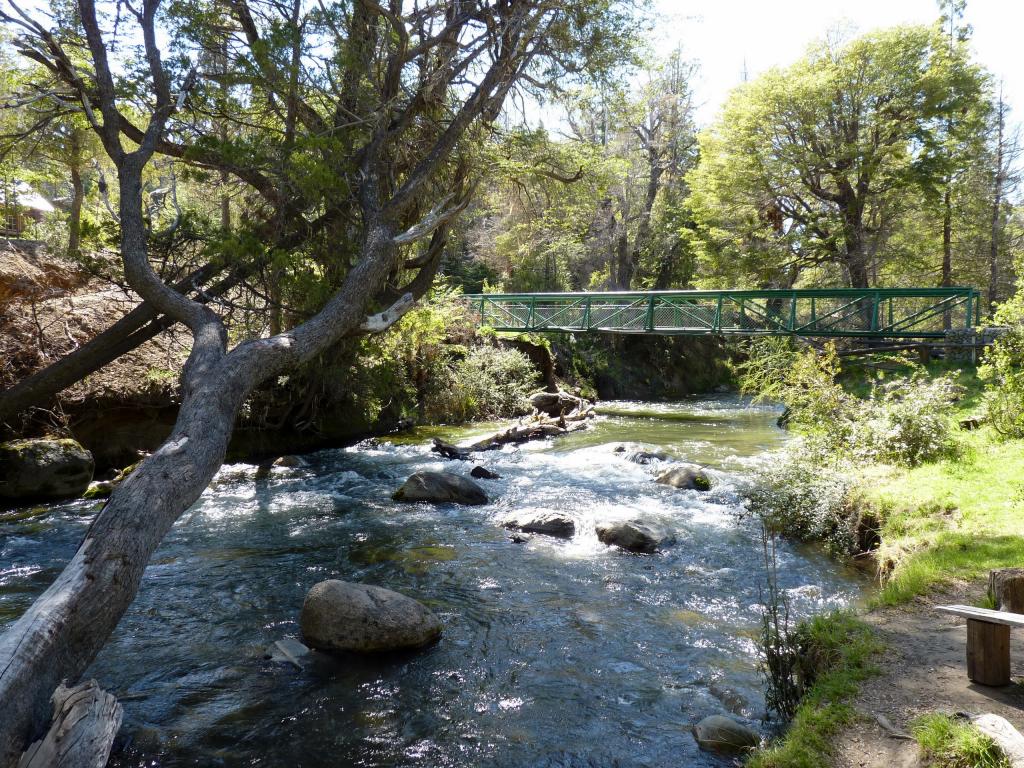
xmin=0 ymin=224 xmax=410 ymax=766
xmin=0 ymin=113 xmax=409 ymax=761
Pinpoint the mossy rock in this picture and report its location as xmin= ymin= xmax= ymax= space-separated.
xmin=0 ymin=438 xmax=94 ymax=504
xmin=655 ymin=465 xmax=711 ymax=492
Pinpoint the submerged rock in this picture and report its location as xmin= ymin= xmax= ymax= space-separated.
xmin=655 ymin=465 xmax=711 ymax=491
xmin=596 ymin=519 xmax=675 ymax=553
xmin=82 ymin=459 xmax=142 ymax=499
xmin=470 ymin=465 xmax=501 ymax=480
xmin=392 ymin=471 xmax=488 ymax=506
xmin=264 ymin=637 xmax=311 ymax=668
xmin=503 ymin=510 xmax=575 ymax=538
xmin=83 ymin=480 xmax=116 ymax=499
xmin=626 ymin=450 xmax=670 ymax=465
xmin=0 ymin=438 xmax=94 ymax=503
xmin=273 ymin=455 xmax=308 ymax=468
xmin=300 ymin=580 xmax=442 ymax=653
xmin=691 ymin=714 xmax=760 ymax=754
xmin=708 ymin=681 xmax=749 ymax=717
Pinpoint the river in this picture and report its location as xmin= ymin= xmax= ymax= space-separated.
xmin=0 ymin=396 xmax=863 ymax=767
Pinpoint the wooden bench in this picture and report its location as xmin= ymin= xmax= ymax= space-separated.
xmin=937 ymin=605 xmax=1024 ymax=686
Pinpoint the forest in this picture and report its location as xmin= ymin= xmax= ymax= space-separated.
xmin=1 ymin=0 xmax=1024 ymax=766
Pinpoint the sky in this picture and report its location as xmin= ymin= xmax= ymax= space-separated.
xmin=650 ymin=0 xmax=1024 ymax=127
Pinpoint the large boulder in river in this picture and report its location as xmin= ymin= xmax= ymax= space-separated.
xmin=691 ymin=714 xmax=760 ymax=754
xmin=655 ymin=465 xmax=711 ymax=491
xmin=503 ymin=510 xmax=575 ymax=538
xmin=0 ymin=438 xmax=94 ymax=503
xmin=300 ymin=580 xmax=442 ymax=653
xmin=596 ymin=519 xmax=675 ymax=553
xmin=530 ymin=390 xmax=584 ymax=417
xmin=392 ymin=471 xmax=488 ymax=506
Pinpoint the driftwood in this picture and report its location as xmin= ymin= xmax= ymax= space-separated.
xmin=431 ymin=401 xmax=594 ymax=459
xmin=18 ymin=680 xmax=122 ymax=768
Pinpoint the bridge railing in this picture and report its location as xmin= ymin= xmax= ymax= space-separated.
xmin=463 ymin=288 xmax=980 ymax=338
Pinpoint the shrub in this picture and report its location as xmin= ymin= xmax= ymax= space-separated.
xmin=980 ymin=294 xmax=1024 ymax=438
xmin=742 ymin=341 xmax=961 ymax=467
xmin=749 ymin=609 xmax=880 ymax=767
xmin=744 ymin=447 xmax=859 ymax=556
xmin=425 ymin=345 xmax=537 ymax=422
xmin=852 ymin=373 xmax=962 ymax=466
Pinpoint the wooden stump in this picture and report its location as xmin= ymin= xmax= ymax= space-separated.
xmin=989 ymin=568 xmax=1024 ymax=613
xmin=966 ymin=619 xmax=1011 ymax=686
xmin=18 ymin=679 xmax=122 ymax=768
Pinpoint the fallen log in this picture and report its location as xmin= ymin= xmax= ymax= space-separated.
xmin=18 ymin=680 xmax=122 ymax=768
xmin=431 ymin=438 xmax=470 ymax=460
xmin=430 ymin=404 xmax=595 ymax=459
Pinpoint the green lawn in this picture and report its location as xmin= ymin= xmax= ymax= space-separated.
xmin=852 ymin=363 xmax=1024 ymax=605
xmin=831 ymin=360 xmax=1024 ymax=606
xmin=865 ymin=427 xmax=1024 ymax=605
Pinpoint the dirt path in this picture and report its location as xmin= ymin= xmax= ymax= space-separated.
xmin=833 ymin=585 xmax=1024 ymax=767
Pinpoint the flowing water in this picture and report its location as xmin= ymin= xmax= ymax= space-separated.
xmin=0 ymin=397 xmax=864 ymax=767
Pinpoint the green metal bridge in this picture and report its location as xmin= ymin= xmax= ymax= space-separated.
xmin=465 ymin=287 xmax=981 ymax=339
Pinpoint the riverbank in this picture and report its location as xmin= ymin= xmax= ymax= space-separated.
xmin=747 ymin=359 xmax=1024 ymax=767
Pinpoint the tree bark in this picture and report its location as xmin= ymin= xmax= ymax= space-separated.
xmin=16 ymin=680 xmax=122 ymax=768
xmin=942 ymin=185 xmax=953 ymax=330
xmin=67 ymin=164 xmax=84 ymax=261
xmin=988 ymin=94 xmax=1006 ymax=315
xmin=988 ymin=568 xmax=1024 ymax=613
xmin=614 ymin=222 xmax=630 ymax=290
xmin=628 ymin=144 xmax=663 ymax=288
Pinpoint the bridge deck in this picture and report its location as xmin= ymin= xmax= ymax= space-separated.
xmin=465 ymin=288 xmax=979 ymax=339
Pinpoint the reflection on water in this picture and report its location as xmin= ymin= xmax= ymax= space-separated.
xmin=0 ymin=396 xmax=862 ymax=767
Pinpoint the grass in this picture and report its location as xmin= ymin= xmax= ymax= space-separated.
xmin=747 ymin=611 xmax=882 ymax=768
xmin=746 ymin=358 xmax=1024 ymax=767
xmin=857 ymin=366 xmax=1024 ymax=605
xmin=912 ymin=713 xmax=1010 ymax=768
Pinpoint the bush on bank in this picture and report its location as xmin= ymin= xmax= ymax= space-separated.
xmin=748 ymin=611 xmax=880 ymax=768
xmin=358 ymin=284 xmax=538 ymax=424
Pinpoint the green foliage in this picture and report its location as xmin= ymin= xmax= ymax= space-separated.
xmin=912 ymin=713 xmax=1010 ymax=768
xmin=740 ymin=341 xmax=962 ymax=467
xmin=980 ymin=295 xmax=1024 ymax=438
xmin=745 ymin=450 xmax=859 ymax=557
xmin=687 ymin=24 xmax=992 ymax=291
xmin=748 ymin=612 xmax=880 ymax=768
xmin=358 ymin=285 xmax=537 ymax=425
xmin=426 ymin=346 xmax=538 ymax=423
